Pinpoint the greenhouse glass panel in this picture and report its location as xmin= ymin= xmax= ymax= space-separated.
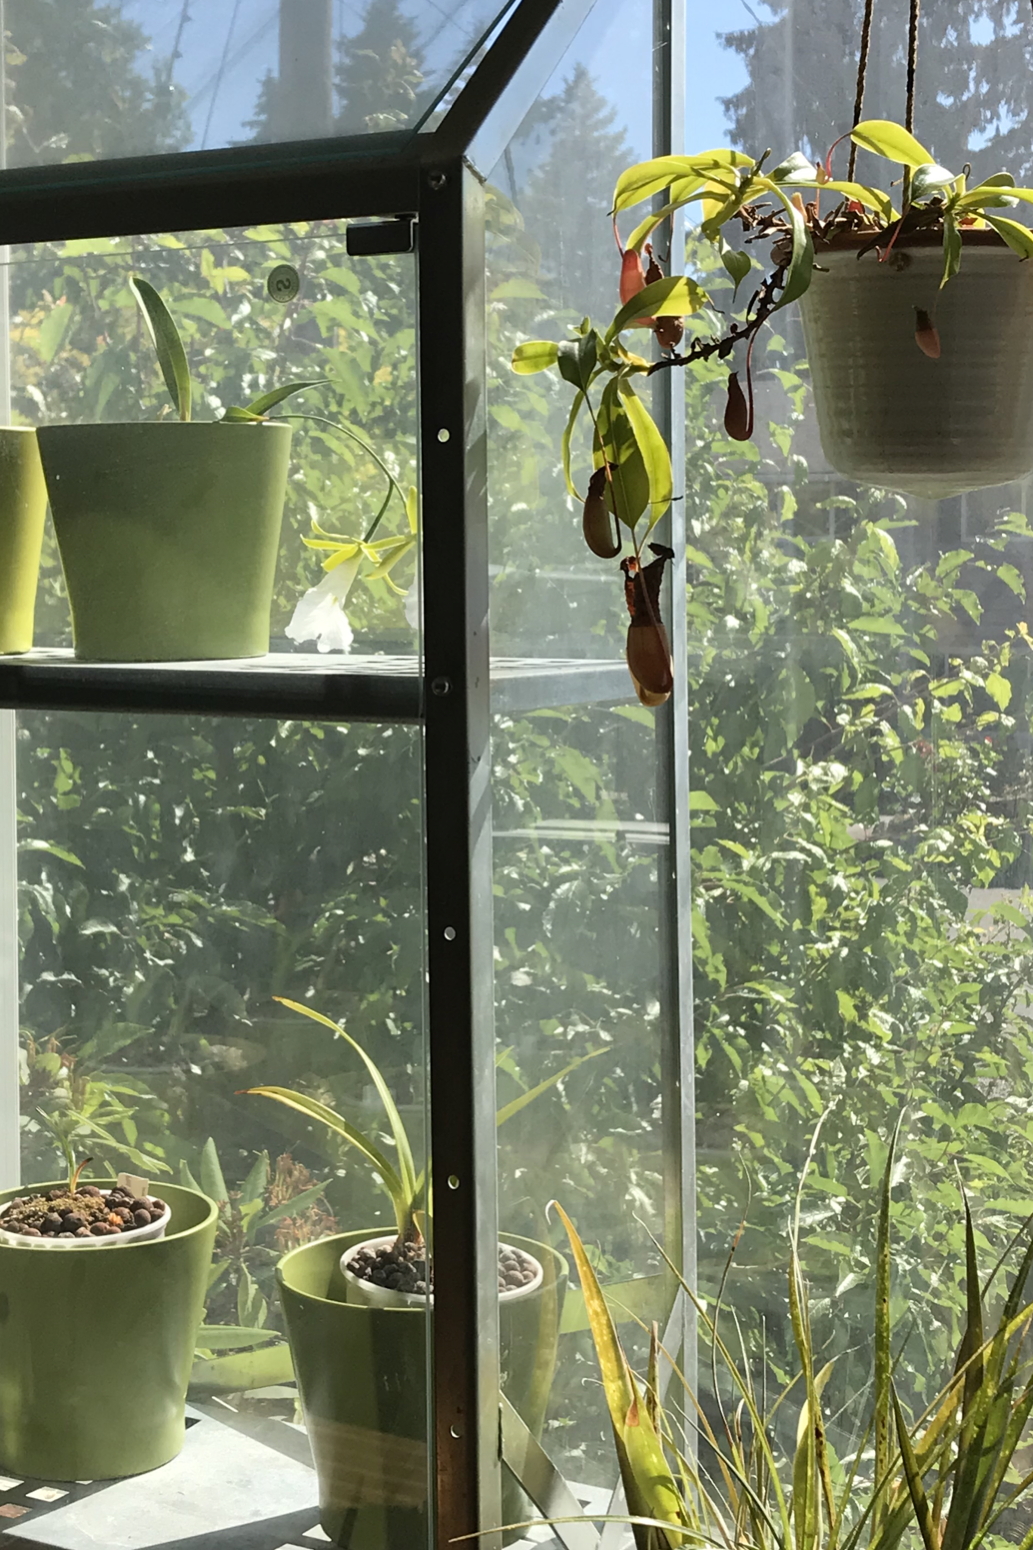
xmin=487 ymin=0 xmax=687 ymax=1503
xmin=0 ymin=0 xmax=514 ymax=163
xmin=681 ymin=0 xmax=1033 ymax=1522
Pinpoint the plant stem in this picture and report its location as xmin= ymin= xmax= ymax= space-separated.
xmin=274 ymin=411 xmax=407 ymax=543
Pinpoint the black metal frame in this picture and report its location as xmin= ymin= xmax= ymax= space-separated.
xmin=0 ymin=1 xmax=690 ymax=1543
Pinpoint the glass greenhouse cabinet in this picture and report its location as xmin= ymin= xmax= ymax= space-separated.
xmin=0 ymin=3 xmax=692 ymax=1548
xmin=3 ymin=1 xmax=1033 ymax=1549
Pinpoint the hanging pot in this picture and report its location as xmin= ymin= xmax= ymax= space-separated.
xmin=0 ymin=1180 xmax=217 ymax=1480
xmin=799 ymin=233 xmax=1033 ymax=499
xmin=278 ymin=1229 xmax=566 ymax=1550
xmin=36 ymin=421 xmax=292 ymax=661
xmin=0 ymin=428 xmax=47 ymax=655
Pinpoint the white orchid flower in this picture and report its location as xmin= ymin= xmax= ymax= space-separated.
xmin=286 ymin=554 xmax=361 ymax=653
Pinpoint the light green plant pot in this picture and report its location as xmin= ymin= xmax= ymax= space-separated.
xmin=0 ymin=428 xmax=47 ymax=655
xmin=36 ymin=422 xmax=292 ymax=661
xmin=799 ymin=236 xmax=1033 ymax=499
xmin=278 ymin=1229 xmax=566 ymax=1550
xmin=0 ymin=1180 xmax=217 ymax=1480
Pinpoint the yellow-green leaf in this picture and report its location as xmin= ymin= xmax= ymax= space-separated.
xmin=984 ymin=214 xmax=1033 ymax=259
xmin=130 ymin=275 xmax=191 ymax=421
xmin=607 ymin=274 xmax=706 ymax=341
xmin=850 ymin=119 xmax=934 ymax=168
xmin=618 ymin=378 xmax=672 ymax=531
xmin=511 ymin=339 xmax=559 ymax=374
xmin=611 ymin=150 xmax=751 ymax=213
xmin=986 ymin=672 xmax=1012 ymax=710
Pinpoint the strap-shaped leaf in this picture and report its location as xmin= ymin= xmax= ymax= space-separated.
xmin=893 ymin=1386 xmax=941 ymax=1550
xmin=240 ymin=379 xmax=326 ymax=417
xmin=130 ymin=275 xmax=191 ymax=422
xmin=551 ymin=1203 xmax=687 ymax=1550
xmin=272 ymin=996 xmax=420 ymax=1224
xmin=495 ymin=1047 xmax=606 ymax=1126
xmin=242 ymin=1084 xmax=408 ymax=1235
xmin=984 ymin=214 xmax=1033 ymax=258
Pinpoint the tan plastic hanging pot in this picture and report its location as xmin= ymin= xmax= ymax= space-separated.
xmin=799 ymin=232 xmax=1033 ymax=499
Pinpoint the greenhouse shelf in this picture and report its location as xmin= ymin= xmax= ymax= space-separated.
xmin=0 ymin=651 xmax=633 ymax=721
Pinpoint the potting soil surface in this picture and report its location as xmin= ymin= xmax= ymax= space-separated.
xmin=0 ymin=1400 xmax=613 ymax=1550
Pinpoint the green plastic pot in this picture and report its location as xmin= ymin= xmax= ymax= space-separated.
xmin=0 ymin=1180 xmax=217 ymax=1480
xmin=36 ymin=421 xmax=292 ymax=661
xmin=0 ymin=428 xmax=47 ymax=655
xmin=278 ymin=1229 xmax=566 ymax=1550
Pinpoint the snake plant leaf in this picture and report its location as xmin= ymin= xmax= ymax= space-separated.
xmin=190 ymin=1341 xmax=294 ymax=1393
xmin=893 ymin=1386 xmax=941 ymax=1550
xmin=551 ymin=1202 xmax=687 ymax=1550
xmin=850 ymin=120 xmax=934 ymax=169
xmin=194 ymin=1325 xmax=276 ymax=1351
xmin=130 ymin=275 xmax=191 ymax=422
xmin=200 ymin=1135 xmax=229 ymax=1208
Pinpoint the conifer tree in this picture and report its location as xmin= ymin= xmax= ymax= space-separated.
xmin=517 ymin=64 xmax=636 ymax=322
xmin=334 ymin=0 xmax=423 ymax=135
xmin=722 ymin=0 xmax=1033 ymax=185
xmin=3 ymin=0 xmax=188 ymax=164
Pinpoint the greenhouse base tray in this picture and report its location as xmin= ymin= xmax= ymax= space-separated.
xmin=0 ymin=1405 xmax=321 ymax=1550
xmin=0 ymin=1396 xmax=610 ymax=1550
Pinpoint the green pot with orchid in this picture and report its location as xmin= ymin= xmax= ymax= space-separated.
xmin=242 ymin=997 xmax=600 ymax=1550
xmin=36 ymin=276 xmax=326 ymax=662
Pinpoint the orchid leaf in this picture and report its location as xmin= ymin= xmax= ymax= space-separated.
xmin=239 ymin=379 xmax=326 ymax=417
xmin=130 ymin=275 xmax=191 ymax=421
xmin=242 ymin=1083 xmax=408 ymax=1235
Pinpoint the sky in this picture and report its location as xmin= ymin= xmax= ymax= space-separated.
xmin=109 ymin=0 xmax=755 ymax=163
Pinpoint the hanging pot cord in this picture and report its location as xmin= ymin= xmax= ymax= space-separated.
xmin=847 ymin=0 xmax=876 ymax=180
xmin=905 ymin=0 xmax=920 ymax=133
xmin=846 ymin=0 xmax=920 ymax=181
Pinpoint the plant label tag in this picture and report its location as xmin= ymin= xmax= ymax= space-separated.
xmin=117 ymin=1172 xmax=149 ymax=1198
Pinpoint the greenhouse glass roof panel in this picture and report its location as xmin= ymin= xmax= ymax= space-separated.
xmin=1 ymin=0 xmax=517 ymax=167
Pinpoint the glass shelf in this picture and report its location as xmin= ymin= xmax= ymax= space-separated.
xmin=0 ymin=652 xmax=633 ymax=721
